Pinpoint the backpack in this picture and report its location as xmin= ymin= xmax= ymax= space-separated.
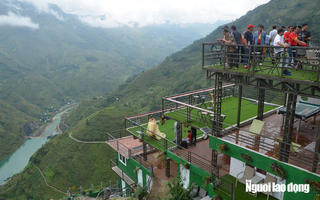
xmin=241 ymin=34 xmax=245 ymax=44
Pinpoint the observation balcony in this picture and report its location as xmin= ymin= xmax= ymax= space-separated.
xmin=202 ymin=42 xmax=320 ymax=98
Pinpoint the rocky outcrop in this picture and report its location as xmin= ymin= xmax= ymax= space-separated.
xmin=23 ymin=121 xmax=41 ymax=136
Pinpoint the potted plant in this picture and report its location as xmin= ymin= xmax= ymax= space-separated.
xmin=217 ymin=143 xmax=228 ymax=154
xmin=134 ymin=167 xmax=142 ymax=175
xmin=183 ymin=163 xmax=190 ymax=169
xmin=203 ymin=175 xmax=212 ymax=186
xmin=241 ymin=154 xmax=252 ymax=163
xmin=270 ymin=163 xmax=286 ymax=180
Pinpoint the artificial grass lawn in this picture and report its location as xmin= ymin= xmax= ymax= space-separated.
xmin=165 ymin=97 xmax=278 ymax=128
xmin=215 ymin=174 xmax=278 ymax=200
xmin=127 ymin=119 xmax=203 ymax=151
xmin=206 ymin=59 xmax=318 ymax=82
xmin=127 ymin=97 xmax=278 ymax=151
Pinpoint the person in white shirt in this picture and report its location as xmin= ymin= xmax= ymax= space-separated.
xmin=269 ymin=25 xmax=278 ymax=64
xmin=273 ymin=28 xmax=290 ymax=76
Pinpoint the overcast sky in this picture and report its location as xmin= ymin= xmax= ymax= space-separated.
xmin=4 ymin=0 xmax=270 ymax=28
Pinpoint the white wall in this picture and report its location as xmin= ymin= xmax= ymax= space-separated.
xmin=180 ymin=164 xmax=190 ymax=189
xmin=137 ymin=169 xmax=143 ymax=186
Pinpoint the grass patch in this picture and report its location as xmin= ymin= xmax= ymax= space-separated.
xmin=206 ymin=60 xmax=318 ymax=82
xmin=128 ymin=97 xmax=278 ymax=150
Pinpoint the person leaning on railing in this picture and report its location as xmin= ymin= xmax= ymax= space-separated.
xmin=217 ymin=28 xmax=239 ymax=69
xmin=273 ymin=28 xmax=290 ymax=76
xmin=288 ymin=26 xmax=307 ymax=69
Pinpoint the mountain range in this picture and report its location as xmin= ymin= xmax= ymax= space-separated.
xmin=2 ymin=0 xmax=319 ymax=199
xmin=0 ymin=0 xmax=226 ymax=161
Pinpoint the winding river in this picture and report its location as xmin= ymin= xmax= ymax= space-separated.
xmin=0 ymin=107 xmax=72 ymax=185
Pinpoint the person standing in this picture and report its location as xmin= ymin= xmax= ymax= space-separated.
xmin=269 ymin=25 xmax=278 ymax=63
xmin=289 ymin=26 xmax=306 ymax=69
xmin=217 ymin=28 xmax=238 ymax=69
xmin=190 ymin=127 xmax=197 ymax=146
xmin=284 ymin=26 xmax=293 ymax=44
xmin=269 ymin=25 xmax=278 ymax=45
xmin=298 ymin=23 xmax=311 ymax=46
xmin=253 ymin=24 xmax=267 ymax=65
xmin=174 ymin=121 xmax=178 ymax=144
xmin=231 ymin=25 xmax=242 ymax=68
xmin=273 ymin=28 xmax=290 ymax=75
xmin=243 ymin=24 xmax=255 ymax=68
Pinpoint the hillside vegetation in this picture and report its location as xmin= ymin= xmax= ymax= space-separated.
xmin=0 ymin=0 xmax=212 ymax=161
xmin=1 ymin=0 xmax=319 ymax=199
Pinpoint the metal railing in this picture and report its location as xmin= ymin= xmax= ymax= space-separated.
xmin=109 ymin=158 xmax=154 ymax=199
xmin=110 ymin=158 xmax=136 ymax=186
xmin=217 ymin=119 xmax=320 ymax=174
xmin=106 ymin=130 xmax=154 ymax=176
xmin=125 ymin=111 xmax=235 ymax=200
xmin=202 ymin=42 xmax=320 ymax=83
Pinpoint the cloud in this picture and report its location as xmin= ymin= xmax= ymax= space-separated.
xmin=0 ymin=12 xmax=39 ymax=29
xmin=48 ymin=9 xmax=64 ymax=21
xmin=18 ymin=0 xmax=271 ymax=28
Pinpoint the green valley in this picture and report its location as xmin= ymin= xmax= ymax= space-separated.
xmin=1 ymin=0 xmax=320 ymax=199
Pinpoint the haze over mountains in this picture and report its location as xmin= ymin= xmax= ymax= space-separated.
xmin=0 ymin=0 xmax=227 ymax=161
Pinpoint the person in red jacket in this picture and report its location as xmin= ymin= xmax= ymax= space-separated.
xmin=183 ymin=130 xmax=192 ymax=142
xmin=288 ymin=26 xmax=306 ymax=69
xmin=284 ymin=26 xmax=293 ymax=44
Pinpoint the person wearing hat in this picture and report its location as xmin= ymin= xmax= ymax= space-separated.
xmin=243 ymin=24 xmax=255 ymax=68
xmin=253 ymin=24 xmax=267 ymax=65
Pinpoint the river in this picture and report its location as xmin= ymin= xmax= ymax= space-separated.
xmin=0 ymin=107 xmax=72 ymax=185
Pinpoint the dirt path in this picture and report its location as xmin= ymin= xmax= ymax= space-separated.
xmin=33 ymin=163 xmax=67 ymax=195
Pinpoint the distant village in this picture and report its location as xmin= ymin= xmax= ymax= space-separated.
xmin=38 ymin=99 xmax=77 ymax=123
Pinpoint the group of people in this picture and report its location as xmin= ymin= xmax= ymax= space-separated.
xmin=217 ymin=23 xmax=311 ymax=75
xmin=147 ymin=116 xmax=197 ymax=147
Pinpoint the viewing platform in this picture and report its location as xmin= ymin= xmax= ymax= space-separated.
xmin=202 ymin=42 xmax=320 ymax=98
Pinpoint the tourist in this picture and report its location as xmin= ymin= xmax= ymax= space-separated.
xmin=273 ymin=28 xmax=290 ymax=75
xmin=284 ymin=26 xmax=293 ymax=44
xmin=183 ymin=129 xmax=192 ymax=142
xmin=253 ymin=24 xmax=267 ymax=65
xmin=231 ymin=25 xmax=242 ymax=67
xmin=269 ymin=25 xmax=277 ymax=63
xmin=269 ymin=25 xmax=278 ymax=46
xmin=243 ymin=24 xmax=255 ymax=69
xmin=190 ymin=127 xmax=197 ymax=146
xmin=231 ymin=25 xmax=242 ymax=45
xmin=298 ymin=23 xmax=311 ymax=46
xmin=217 ymin=28 xmax=238 ymax=69
xmin=289 ymin=26 xmax=306 ymax=69
xmin=282 ymin=26 xmax=286 ymax=33
xmin=174 ymin=121 xmax=178 ymax=144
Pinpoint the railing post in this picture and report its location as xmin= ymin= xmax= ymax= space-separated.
xmin=151 ymin=164 xmax=154 ymax=177
xmin=128 ymin=149 xmax=131 ymax=158
xmin=202 ymin=43 xmax=205 ymax=69
xmin=231 ymin=182 xmax=235 ymax=200
xmin=164 ymin=139 xmax=168 ymax=151
xmin=312 ymin=123 xmax=320 ymax=172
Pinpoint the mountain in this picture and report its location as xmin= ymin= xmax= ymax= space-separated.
xmin=0 ymin=0 xmax=215 ymax=161
xmin=0 ymin=0 xmax=216 ymax=101
xmin=1 ymin=0 xmax=319 ymax=199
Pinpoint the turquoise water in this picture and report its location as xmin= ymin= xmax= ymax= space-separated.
xmin=0 ymin=108 xmax=71 ymax=185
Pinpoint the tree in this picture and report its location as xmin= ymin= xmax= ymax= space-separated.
xmin=165 ymin=175 xmax=193 ymax=200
